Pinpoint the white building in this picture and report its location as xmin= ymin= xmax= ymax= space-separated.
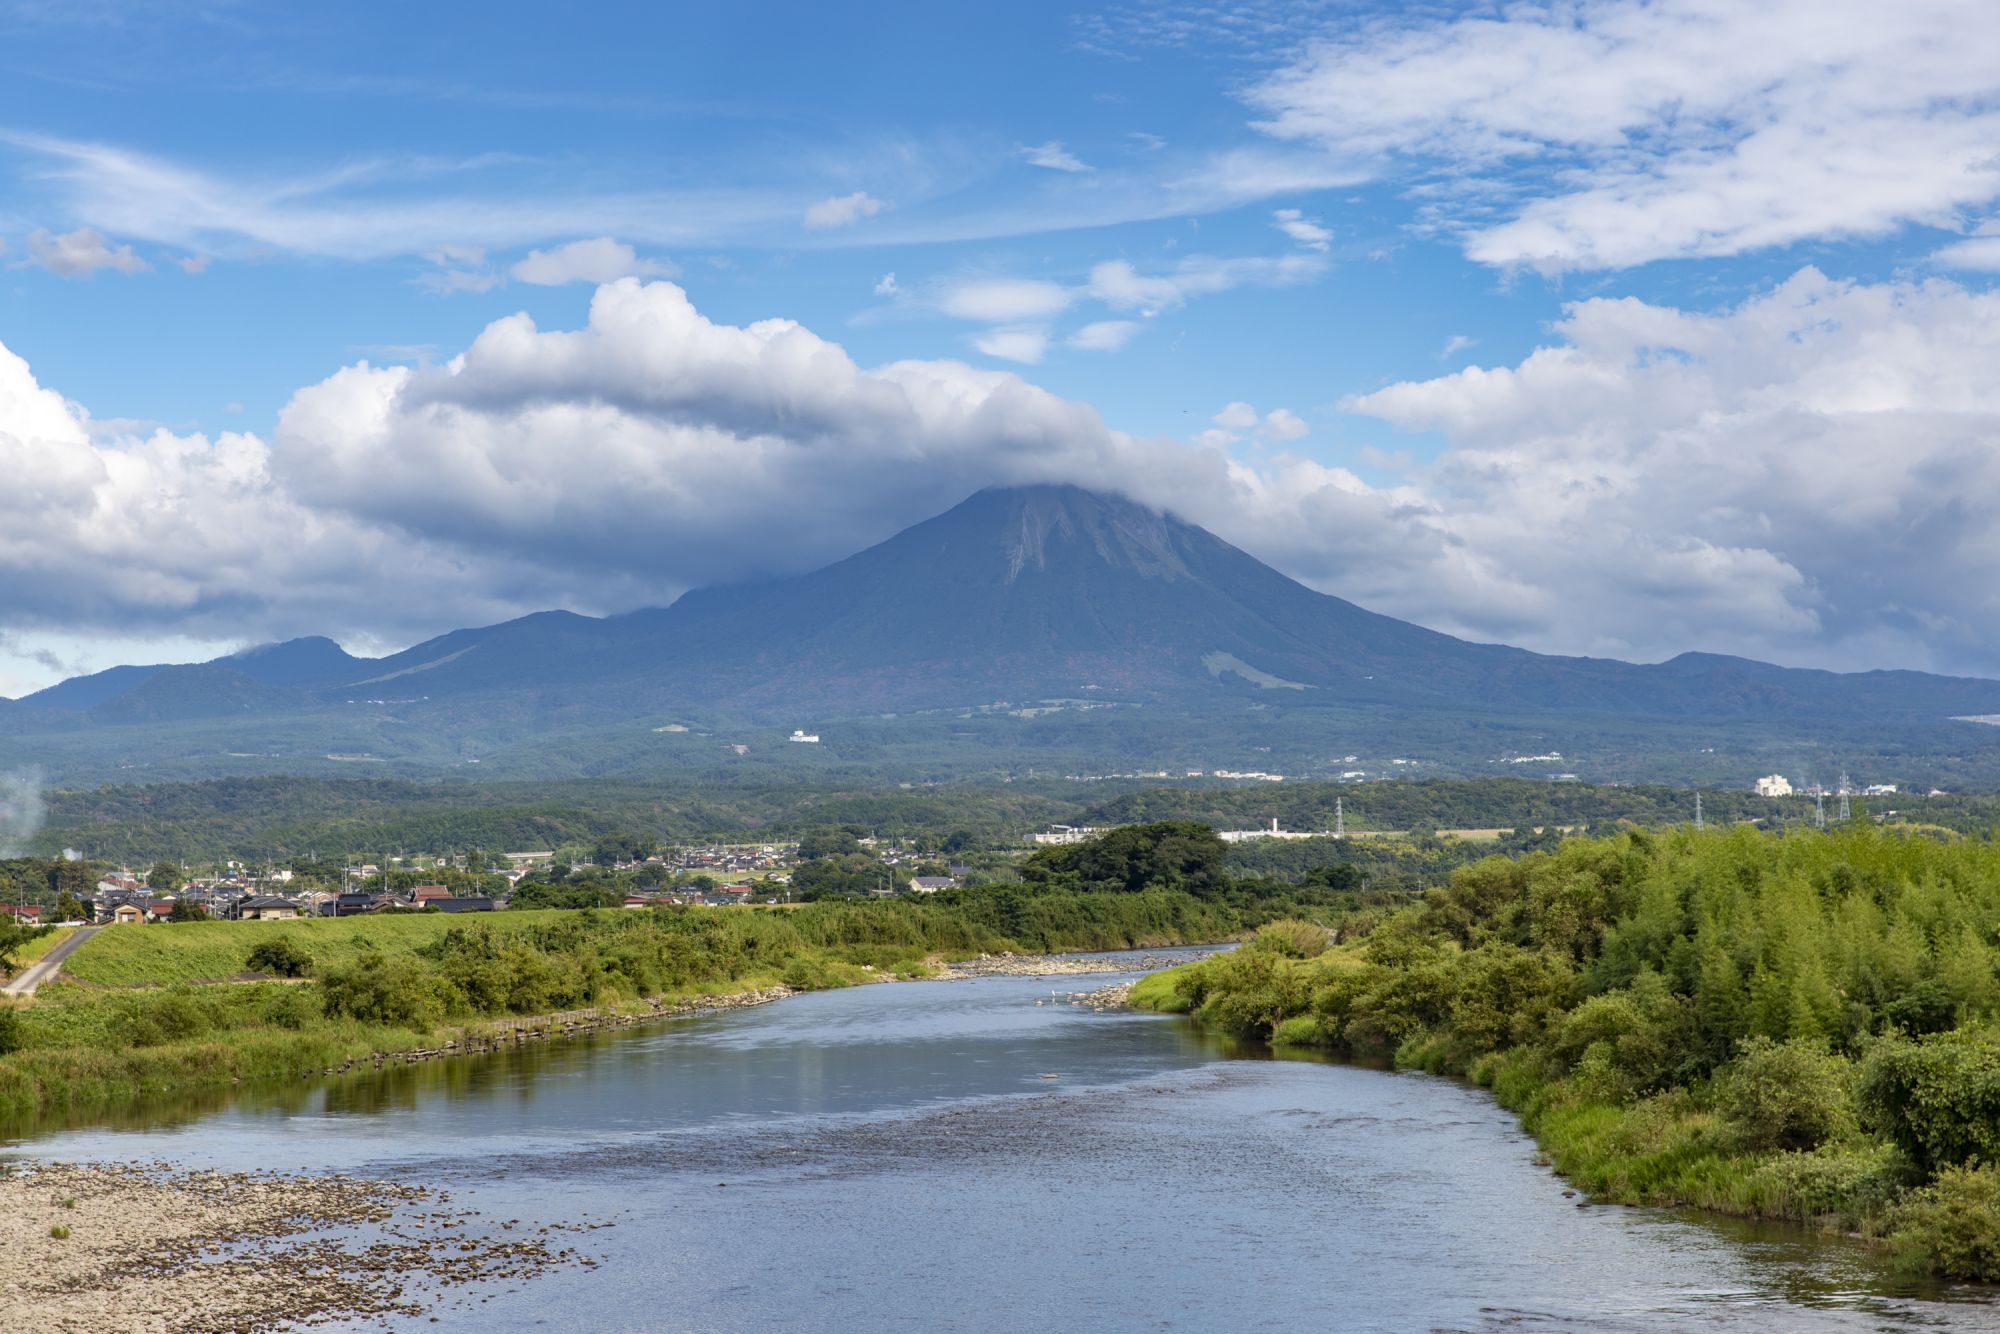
xmin=1754 ymin=775 xmax=1793 ymax=798
xmin=1031 ymin=824 xmax=1102 ymax=846
xmin=789 ymin=729 xmax=820 ymax=743
xmin=1217 ymin=818 xmax=1329 ymax=843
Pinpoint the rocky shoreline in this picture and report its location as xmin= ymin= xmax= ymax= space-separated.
xmin=929 ymin=948 xmax=1219 ymax=981
xmin=0 ymin=1160 xmax=590 ymax=1333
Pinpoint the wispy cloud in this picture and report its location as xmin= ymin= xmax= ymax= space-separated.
xmin=1020 ymin=141 xmax=1092 ymax=173
xmin=1271 ymin=207 xmax=1330 ymax=251
xmin=1248 ymin=0 xmax=2000 ymax=272
xmin=803 ymin=190 xmax=887 ymax=229
xmin=15 ymin=225 xmax=148 ymax=276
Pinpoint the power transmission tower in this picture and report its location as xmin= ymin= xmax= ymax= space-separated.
xmin=1694 ymin=791 xmax=1704 ymax=831
xmin=1838 ymin=771 xmax=1851 ymax=823
xmin=1334 ymin=796 xmax=1345 ymax=838
xmin=1814 ymin=789 xmax=1826 ymax=830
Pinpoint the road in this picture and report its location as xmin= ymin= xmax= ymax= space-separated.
xmin=1 ymin=926 xmax=99 ymax=996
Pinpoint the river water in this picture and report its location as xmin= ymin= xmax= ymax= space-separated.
xmin=8 ymin=949 xmax=1997 ymax=1332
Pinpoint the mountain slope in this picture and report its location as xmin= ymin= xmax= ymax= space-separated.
xmin=10 ymin=485 xmax=2000 ymax=773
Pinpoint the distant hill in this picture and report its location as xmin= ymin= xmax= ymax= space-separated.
xmin=8 ymin=484 xmax=2000 ymax=785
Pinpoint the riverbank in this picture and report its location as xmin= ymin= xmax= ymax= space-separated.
xmin=1129 ymin=826 xmax=2000 ymax=1283
xmin=929 ymin=947 xmax=1220 ymax=980
xmin=0 ymin=1159 xmax=585 ymax=1332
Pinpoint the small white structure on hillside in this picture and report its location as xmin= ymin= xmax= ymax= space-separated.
xmin=1754 ymin=774 xmax=1793 ymax=797
xmin=790 ymin=729 xmax=820 ymax=743
xmin=1217 ymin=818 xmax=1328 ymax=843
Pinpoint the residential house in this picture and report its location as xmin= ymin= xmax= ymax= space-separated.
xmin=0 ymin=903 xmax=40 ymax=924
xmin=907 ymin=876 xmax=958 ymax=894
xmin=109 ymin=903 xmax=145 ymax=925
xmin=238 ymin=896 xmax=301 ymax=921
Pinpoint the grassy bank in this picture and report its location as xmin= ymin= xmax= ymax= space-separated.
xmin=1 ymin=889 xmax=1247 ymax=1132
xmin=1134 ymin=826 xmax=2000 ymax=1283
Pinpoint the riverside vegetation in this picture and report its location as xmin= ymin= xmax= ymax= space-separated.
xmin=1135 ymin=823 xmax=2000 ymax=1281
xmin=0 ymin=825 xmax=1316 ymax=1132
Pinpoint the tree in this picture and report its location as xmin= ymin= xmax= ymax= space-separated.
xmin=146 ymin=861 xmax=180 ymax=892
xmin=54 ymin=891 xmax=83 ymax=924
xmin=0 ymin=923 xmax=50 ymax=975
xmin=168 ymin=901 xmax=210 ymax=923
xmin=798 ymin=827 xmax=861 ymax=860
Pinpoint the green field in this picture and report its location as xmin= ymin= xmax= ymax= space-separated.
xmin=62 ymin=912 xmax=577 ymax=987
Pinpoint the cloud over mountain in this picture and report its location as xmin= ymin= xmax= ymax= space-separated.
xmin=8 ymin=272 xmax=2000 ymax=685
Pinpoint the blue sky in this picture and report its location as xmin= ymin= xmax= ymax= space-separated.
xmin=6 ymin=0 xmax=2000 ymax=694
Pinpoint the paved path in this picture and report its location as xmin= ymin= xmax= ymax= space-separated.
xmin=2 ymin=926 xmax=98 ymax=996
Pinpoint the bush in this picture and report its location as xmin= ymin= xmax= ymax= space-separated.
xmin=1717 ymin=1037 xmax=1854 ymax=1153
xmin=245 ymin=937 xmax=314 ymax=978
xmin=1857 ymin=1028 xmax=2000 ymax=1176
xmin=1885 ymin=1163 xmax=2000 ymax=1280
xmin=0 ymin=1006 xmax=21 ymax=1056
xmin=1252 ymin=920 xmax=1332 ymax=959
xmin=318 ymin=953 xmax=447 ymax=1030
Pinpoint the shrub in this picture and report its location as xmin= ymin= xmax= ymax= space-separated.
xmin=0 ymin=1006 xmax=21 ymax=1056
xmin=1857 ymin=1028 xmax=2000 ymax=1176
xmin=1252 ymin=920 xmax=1332 ymax=959
xmin=245 ymin=937 xmax=313 ymax=979
xmin=1885 ymin=1163 xmax=2000 ymax=1280
xmin=318 ymin=953 xmax=447 ymax=1030
xmin=49 ymin=1225 xmax=70 ymax=1239
xmin=1717 ymin=1037 xmax=1854 ymax=1153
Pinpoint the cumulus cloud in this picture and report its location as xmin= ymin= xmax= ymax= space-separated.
xmin=11 ymin=271 xmax=2000 ymax=684
xmin=510 ymin=237 xmax=673 ymax=285
xmin=1261 ymin=407 xmax=1308 ymax=440
xmin=17 ymin=227 xmax=149 ymax=277
xmin=1020 ymin=141 xmax=1091 ymax=173
xmin=1249 ymin=1 xmax=2000 ymax=272
xmin=803 ymin=191 xmax=886 ymax=229
xmin=970 ymin=326 xmax=1050 ymax=364
xmin=873 ymin=272 xmax=901 ymax=296
xmin=1067 ymin=319 xmax=1142 ymax=351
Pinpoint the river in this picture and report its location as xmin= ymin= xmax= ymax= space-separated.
xmin=7 ymin=948 xmax=1996 ymax=1332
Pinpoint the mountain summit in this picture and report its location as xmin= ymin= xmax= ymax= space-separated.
xmin=9 ymin=483 xmax=2000 ymax=781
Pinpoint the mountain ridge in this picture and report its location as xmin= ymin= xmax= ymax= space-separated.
xmin=7 ymin=484 xmax=2000 ymax=783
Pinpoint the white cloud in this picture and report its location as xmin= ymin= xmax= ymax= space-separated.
xmin=510 ymin=237 xmax=673 ymax=285
xmin=940 ymin=278 xmax=1075 ymax=323
xmin=803 ymin=191 xmax=887 ymax=230
xmin=1438 ymin=334 xmax=1477 ymax=360
xmin=1085 ymin=252 xmax=1324 ymax=316
xmin=176 ymin=254 xmax=210 ymax=275
xmin=16 ymin=227 xmax=149 ymax=277
xmin=13 ymin=270 xmax=2000 ymax=683
xmin=873 ymin=272 xmax=900 ymax=296
xmin=1212 ymin=401 xmax=1259 ymax=431
xmin=1271 ymin=207 xmax=1330 ymax=251
xmin=1067 ymin=320 xmax=1142 ymax=351
xmin=1249 ymin=1 xmax=2000 ymax=272
xmin=1262 ymin=408 xmax=1308 ymax=440
xmin=416 ymin=246 xmax=500 ymax=294
xmin=1020 ymin=141 xmax=1091 ymax=173
xmin=971 ymin=326 xmax=1050 ymax=364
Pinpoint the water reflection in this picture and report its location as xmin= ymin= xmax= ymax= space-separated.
xmin=7 ymin=955 xmax=1995 ymax=1332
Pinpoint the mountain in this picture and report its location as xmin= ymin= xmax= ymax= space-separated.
xmin=7 ymin=484 xmax=2000 ymax=784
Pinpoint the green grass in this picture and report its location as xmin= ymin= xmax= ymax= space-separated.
xmin=63 ymin=912 xmax=575 ymax=986
xmin=7 ymin=927 xmax=74 ymax=975
xmin=1129 ymin=966 xmax=1193 ymax=1013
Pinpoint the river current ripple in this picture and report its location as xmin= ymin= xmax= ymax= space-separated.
xmin=13 ymin=948 xmax=1998 ymax=1332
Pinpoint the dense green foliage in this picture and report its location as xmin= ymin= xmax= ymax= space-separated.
xmin=1146 ymin=824 xmax=2000 ymax=1280
xmin=34 ymin=773 xmax=2000 ymax=877
xmin=0 ymin=884 xmax=1252 ymax=1131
